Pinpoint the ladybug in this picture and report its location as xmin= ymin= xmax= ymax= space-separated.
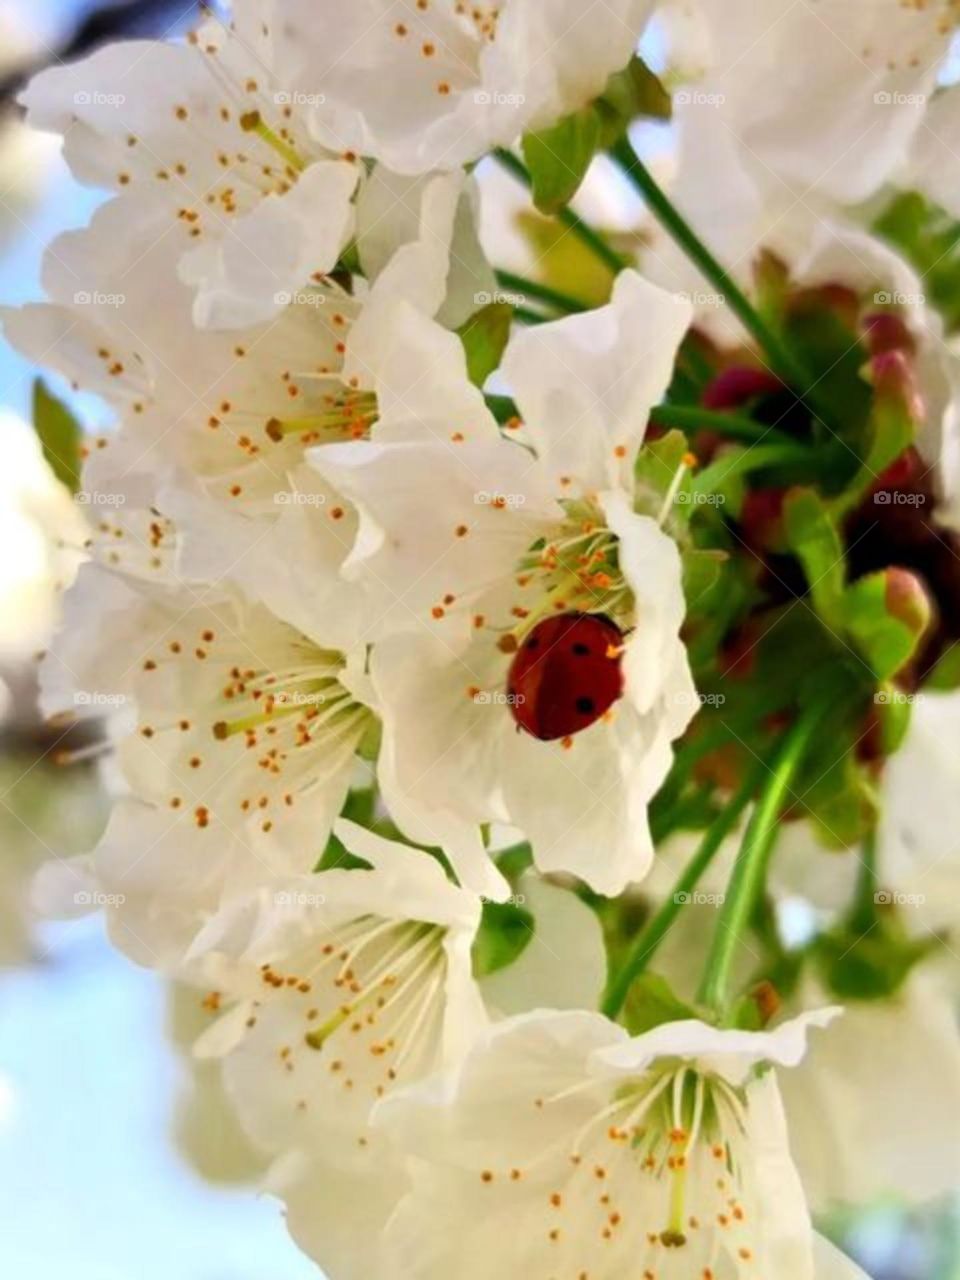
xmin=506 ymin=612 xmax=625 ymax=742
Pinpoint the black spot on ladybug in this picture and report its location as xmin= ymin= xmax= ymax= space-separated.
xmin=506 ymin=612 xmax=625 ymax=741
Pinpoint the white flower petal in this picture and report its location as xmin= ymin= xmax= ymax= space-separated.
xmin=503 ymin=271 xmax=693 ymax=491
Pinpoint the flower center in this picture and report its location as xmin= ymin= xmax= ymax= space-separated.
xmin=496 ymin=500 xmax=631 ymax=655
xmin=251 ymin=918 xmax=450 ymax=1119
xmin=538 ymin=1065 xmax=759 ymax=1271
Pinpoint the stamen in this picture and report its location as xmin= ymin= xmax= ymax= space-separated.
xmin=239 ymin=110 xmax=307 ymax=172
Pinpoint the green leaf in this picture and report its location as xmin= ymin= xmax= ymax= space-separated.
xmin=457 ymin=301 xmax=513 ymax=387
xmin=622 ymin=972 xmax=701 ymax=1036
xmin=471 ymin=899 xmax=535 ymax=978
xmin=32 ymin=379 xmax=82 ymax=493
xmin=841 ymin=569 xmax=931 ymax=681
xmin=783 ymin=487 xmax=846 ymax=625
xmin=522 ymin=106 xmax=600 ymax=215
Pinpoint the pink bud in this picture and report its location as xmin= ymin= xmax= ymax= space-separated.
xmin=870 ymin=349 xmax=924 ymax=426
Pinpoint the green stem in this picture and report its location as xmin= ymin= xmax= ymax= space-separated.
xmin=609 ymin=136 xmax=834 ymax=428
xmin=493 ymin=147 xmax=628 ymax=276
xmin=495 ymin=269 xmax=587 ymax=316
xmin=850 ymin=827 xmax=879 ymax=931
xmin=602 ymin=762 xmax=763 ymax=1019
xmin=513 ymin=304 xmax=552 ymax=326
xmin=651 ymin=403 xmax=797 ymax=449
xmin=484 ymin=395 xmax=802 ymax=449
xmin=696 ymin=695 xmax=831 ymax=1016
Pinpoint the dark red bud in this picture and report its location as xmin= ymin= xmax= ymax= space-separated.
xmin=702 ymin=366 xmax=783 ymax=411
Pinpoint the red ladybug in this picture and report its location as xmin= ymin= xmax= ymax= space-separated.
xmin=506 ymin=612 xmax=625 ymax=741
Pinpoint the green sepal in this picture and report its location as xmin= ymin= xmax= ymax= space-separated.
xmin=874 ymin=189 xmax=960 ymax=333
xmin=522 ymin=56 xmax=669 ymax=214
xmin=522 ymin=106 xmax=600 ymax=215
xmin=925 ymin=643 xmax=960 ymax=691
xmin=840 ymin=569 xmax=932 ymax=681
xmin=494 ymin=840 xmax=534 ymax=883
xmin=872 ymin=683 xmax=914 ymax=754
xmin=798 ymin=742 xmax=878 ymax=849
xmin=33 ymin=379 xmax=82 ymax=493
xmin=356 ymin=716 xmax=383 ymax=762
xmin=471 ymin=899 xmax=535 ymax=978
xmin=814 ymin=914 xmax=945 ymax=1001
xmin=634 ymin=428 xmax=690 ymax=510
xmin=781 ymin=295 xmax=872 ymax=467
xmin=682 ymin=547 xmax=727 ymax=613
xmin=594 ymin=55 xmax=672 ymax=145
xmin=783 ymin=487 xmax=846 ymax=626
xmin=314 ymin=831 xmax=373 ymax=873
xmin=830 ymin=354 xmax=918 ymax=517
xmin=340 ymin=787 xmax=377 ymax=828
xmin=622 ymin=972 xmax=704 ymax=1036
xmin=457 ymin=301 xmax=513 ymax=387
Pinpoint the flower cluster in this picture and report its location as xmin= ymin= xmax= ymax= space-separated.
xmin=11 ymin=1 xmax=960 ymax=1277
